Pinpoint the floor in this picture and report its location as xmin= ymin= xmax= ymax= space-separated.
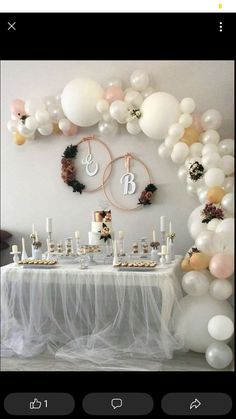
xmin=1 ymin=351 xmax=233 ymax=372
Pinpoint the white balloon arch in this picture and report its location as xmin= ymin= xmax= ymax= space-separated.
xmin=7 ymin=70 xmax=234 ymax=369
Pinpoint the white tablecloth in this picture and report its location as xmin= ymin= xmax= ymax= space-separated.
xmin=1 ymin=256 xmax=184 ymax=369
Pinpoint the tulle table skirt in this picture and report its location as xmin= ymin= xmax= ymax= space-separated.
xmin=1 ymin=257 xmax=184 ymax=369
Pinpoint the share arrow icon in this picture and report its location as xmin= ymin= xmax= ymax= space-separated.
xmin=190 ymin=399 xmax=202 ymax=410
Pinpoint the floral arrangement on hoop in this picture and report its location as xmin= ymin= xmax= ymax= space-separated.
xmin=61 ymin=145 xmax=85 ymax=193
xmin=138 ymin=184 xmax=157 ymax=206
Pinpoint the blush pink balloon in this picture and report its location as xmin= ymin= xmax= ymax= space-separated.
xmin=104 ymin=86 xmax=124 ymax=104
xmin=191 ymin=112 xmax=203 ymax=133
xmin=63 ymin=122 xmax=78 ymax=136
xmin=209 ymin=253 xmax=234 ymax=279
xmin=10 ymin=99 xmax=25 ymax=118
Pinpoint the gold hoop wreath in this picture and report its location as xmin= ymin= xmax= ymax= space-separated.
xmin=61 ymin=135 xmax=112 ymax=193
xmin=102 ymin=153 xmax=157 ymax=211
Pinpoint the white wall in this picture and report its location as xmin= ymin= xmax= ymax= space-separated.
xmin=1 ymin=61 xmax=234 ymax=265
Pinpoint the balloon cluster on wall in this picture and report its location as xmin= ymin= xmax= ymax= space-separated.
xmin=7 ymin=69 xmax=211 ymax=145
xmin=7 ymin=70 xmax=234 ymax=369
xmin=158 ymin=107 xmax=234 ymax=369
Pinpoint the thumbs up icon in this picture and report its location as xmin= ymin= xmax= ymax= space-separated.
xmin=29 ymin=398 xmax=42 ymax=409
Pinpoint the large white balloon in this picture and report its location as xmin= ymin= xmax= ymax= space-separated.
xmin=221 ymin=193 xmax=234 ymax=214
xmin=201 ymin=109 xmax=222 ymax=130
xmin=219 ymin=155 xmax=234 ymax=175
xmin=61 ymin=78 xmax=104 ymax=127
xmin=215 ymin=218 xmax=234 ymax=235
xmin=182 ymin=271 xmax=210 ymax=296
xmin=139 ymin=92 xmax=180 ymax=140
xmin=218 ymin=139 xmax=234 ymax=156
xmin=207 ymin=218 xmax=221 ymax=231
xmin=130 ymin=70 xmax=149 ymax=91
xmin=209 ymin=279 xmax=233 ymax=301
xmin=173 ymin=294 xmax=233 ymax=353
xmin=188 ymin=205 xmax=204 ymax=230
xmin=208 ymin=315 xmax=234 ymax=341
xmin=195 ymin=230 xmax=216 ymax=255
xmin=201 ymin=129 xmax=220 ymax=145
xmin=201 ymin=152 xmax=221 ymax=170
xmin=189 ymin=220 xmax=206 ymax=240
xmin=204 ymin=168 xmax=225 ymax=187
xmin=206 ymin=342 xmax=233 ymax=369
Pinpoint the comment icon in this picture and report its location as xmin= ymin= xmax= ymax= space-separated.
xmin=111 ymin=398 xmax=123 ymax=410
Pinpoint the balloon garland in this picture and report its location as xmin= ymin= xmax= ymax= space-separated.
xmin=61 ymin=136 xmax=113 ymax=193
xmin=7 ymin=69 xmax=234 ymax=369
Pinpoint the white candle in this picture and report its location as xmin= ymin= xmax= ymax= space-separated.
xmin=75 ymin=230 xmax=80 ymax=239
xmin=22 ymin=237 xmax=25 ymax=248
xmin=169 ymin=221 xmax=172 ymax=234
xmin=12 ymin=245 xmax=18 ymax=253
xmin=118 ymin=230 xmax=124 ymax=239
xmin=166 ymin=237 xmax=170 ymax=253
xmin=35 ymin=231 xmax=38 ymax=242
xmin=161 ymin=245 xmax=167 ymax=255
xmin=160 ymin=216 xmax=167 ymax=232
xmin=32 ymin=224 xmax=35 ymax=234
xmin=152 ymin=229 xmax=156 ymax=242
xmin=46 ymin=217 xmax=52 ymax=233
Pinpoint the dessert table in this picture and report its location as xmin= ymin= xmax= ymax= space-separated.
xmin=1 ymin=256 xmax=184 ymax=369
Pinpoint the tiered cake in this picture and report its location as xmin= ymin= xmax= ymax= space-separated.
xmin=88 ymin=210 xmax=113 ymax=245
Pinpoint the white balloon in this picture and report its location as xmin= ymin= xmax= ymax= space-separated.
xmin=219 ymin=155 xmax=234 ymax=175
xmin=141 ymin=86 xmax=155 ymax=98
xmin=168 ymin=123 xmax=185 ymax=140
xmin=186 ymin=184 xmax=197 ymax=196
xmin=44 ymin=96 xmax=57 ymax=107
xmin=206 ymin=342 xmax=233 ymax=369
xmin=223 ymin=176 xmax=234 ymax=193
xmin=165 ymin=136 xmax=179 ymax=149
xmin=201 ymin=152 xmax=221 ymax=170
xmin=213 ymin=231 xmax=234 ymax=255
xmin=171 ymin=142 xmax=189 ymax=164
xmin=61 ymin=78 xmax=103 ymax=126
xmin=195 ymin=230 xmax=217 ymax=255
xmin=96 ymin=99 xmax=109 ymax=114
xmin=188 ymin=205 xmax=204 ymax=229
xmin=207 ymin=218 xmax=221 ymax=231
xmin=177 ymin=165 xmax=187 ymax=182
xmin=221 ymin=193 xmax=234 ymax=214
xmin=208 ymin=315 xmax=234 ymax=341
xmin=25 ymin=97 xmax=46 ymax=115
xmin=204 ymin=168 xmax=225 ymax=187
xmin=25 ymin=116 xmax=38 ymax=131
xmin=38 ymin=122 xmax=53 ymax=136
xmin=102 ymin=112 xmax=112 ymax=122
xmin=7 ymin=120 xmax=18 ymax=133
xmin=197 ymin=186 xmax=208 ymax=204
xmin=174 ymin=294 xmax=233 ymax=353
xmin=126 ymin=119 xmax=141 ymax=135
xmin=180 ymin=97 xmax=196 ymax=114
xmin=178 ymin=113 xmax=192 ymax=128
xmin=58 ymin=118 xmax=71 ymax=132
xmin=124 ymin=90 xmax=143 ymax=108
xmin=47 ymin=105 xmax=64 ymax=123
xmin=215 ymin=218 xmax=234 ymax=235
xmin=139 ymin=92 xmax=180 ymax=140
xmin=218 ymin=139 xmax=234 ymax=156
xmin=201 ymin=109 xmax=222 ymax=130
xmin=109 ymin=100 xmax=128 ymax=123
xmin=202 ymin=143 xmax=218 ymax=155
xmin=182 ymin=271 xmax=210 ymax=296
xmin=201 ymin=129 xmax=220 ymax=145
xmin=17 ymin=121 xmax=34 ymax=138
xmin=105 ymin=78 xmax=122 ymax=89
xmin=98 ymin=119 xmax=118 ymax=136
xmin=158 ymin=143 xmax=171 ymax=159
xmin=130 ymin=70 xmax=149 ymax=91
xmin=35 ymin=110 xmax=50 ymax=124
xmin=189 ymin=220 xmax=206 ymax=240
xmin=189 ymin=143 xmax=203 ymax=157
xmin=209 ymin=279 xmax=233 ymax=301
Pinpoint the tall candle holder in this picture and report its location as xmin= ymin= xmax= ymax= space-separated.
xmin=117 ymin=238 xmax=125 ymax=257
xmin=160 ymin=231 xmax=166 ymax=246
xmin=75 ymin=238 xmax=81 ymax=255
